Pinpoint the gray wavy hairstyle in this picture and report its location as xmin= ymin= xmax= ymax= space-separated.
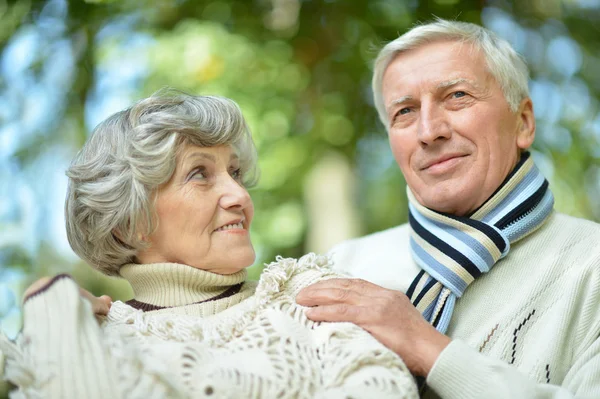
xmin=65 ymin=89 xmax=258 ymax=276
xmin=372 ymin=19 xmax=530 ymax=128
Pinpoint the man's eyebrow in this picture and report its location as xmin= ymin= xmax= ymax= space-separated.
xmin=436 ymin=78 xmax=478 ymax=90
xmin=385 ymin=78 xmax=479 ymax=113
xmin=387 ymin=95 xmax=413 ymax=112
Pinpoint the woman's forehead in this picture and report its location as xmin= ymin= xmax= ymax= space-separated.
xmin=178 ymin=144 xmax=238 ymax=165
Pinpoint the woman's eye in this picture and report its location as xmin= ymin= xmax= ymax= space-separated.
xmin=190 ymin=168 xmax=207 ymax=180
xmin=452 ymin=91 xmax=466 ymax=98
xmin=230 ymin=168 xmax=243 ymax=181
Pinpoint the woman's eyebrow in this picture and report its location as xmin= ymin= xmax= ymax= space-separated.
xmin=185 ymin=152 xmax=216 ymax=163
xmin=179 ymin=152 xmax=216 ymax=176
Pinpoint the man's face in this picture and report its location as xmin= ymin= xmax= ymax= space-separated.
xmin=382 ymin=40 xmax=535 ymax=216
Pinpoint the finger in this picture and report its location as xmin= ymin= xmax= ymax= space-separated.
xmin=99 ymin=295 xmax=113 ymax=305
xmin=296 ymin=287 xmax=373 ymax=307
xmin=300 ymin=278 xmax=364 ymax=291
xmin=92 ymin=299 xmax=111 ymax=316
xmin=80 ymin=289 xmax=112 ymax=316
xmin=94 ymin=295 xmax=112 ymax=315
xmin=100 ymin=295 xmax=113 ymax=308
xmin=79 ymin=287 xmax=95 ymax=301
xmin=298 ymin=278 xmax=390 ymax=301
xmin=304 ymin=304 xmax=370 ymax=324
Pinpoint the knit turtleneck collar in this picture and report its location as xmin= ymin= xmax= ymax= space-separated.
xmin=119 ymin=262 xmax=247 ymax=308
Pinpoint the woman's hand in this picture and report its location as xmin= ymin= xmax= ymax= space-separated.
xmin=24 ymin=276 xmax=113 ymax=316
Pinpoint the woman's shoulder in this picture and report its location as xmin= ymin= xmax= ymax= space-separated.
xmin=255 ymin=253 xmax=347 ymax=299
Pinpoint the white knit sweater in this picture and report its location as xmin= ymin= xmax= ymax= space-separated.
xmin=0 ymin=253 xmax=418 ymax=399
xmin=330 ymin=212 xmax=600 ymax=399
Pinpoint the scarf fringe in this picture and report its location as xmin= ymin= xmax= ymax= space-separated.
xmin=0 ymin=331 xmax=52 ymax=399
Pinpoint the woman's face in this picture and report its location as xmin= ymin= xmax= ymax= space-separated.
xmin=137 ymin=144 xmax=255 ymax=274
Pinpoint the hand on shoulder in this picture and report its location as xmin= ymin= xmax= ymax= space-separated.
xmin=23 ymin=275 xmax=112 ymax=316
xmin=296 ymin=278 xmax=451 ymax=377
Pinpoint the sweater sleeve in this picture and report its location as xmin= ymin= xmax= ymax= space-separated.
xmin=427 ymin=339 xmax=600 ymax=399
xmin=2 ymin=275 xmax=184 ymax=399
xmin=3 ymin=275 xmax=121 ymax=398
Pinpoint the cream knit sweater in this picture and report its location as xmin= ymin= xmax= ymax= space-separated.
xmin=330 ymin=212 xmax=600 ymax=399
xmin=0 ymin=253 xmax=418 ymax=399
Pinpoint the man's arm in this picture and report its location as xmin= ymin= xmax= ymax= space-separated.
xmin=427 ymin=338 xmax=600 ymax=399
xmin=0 ymin=275 xmax=181 ymax=398
xmin=1 ymin=275 xmax=119 ymax=398
xmin=296 ymin=278 xmax=600 ymax=399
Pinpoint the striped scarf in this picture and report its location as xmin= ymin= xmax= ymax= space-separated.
xmin=406 ymin=152 xmax=554 ymax=333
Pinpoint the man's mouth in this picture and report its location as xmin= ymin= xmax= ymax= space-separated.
xmin=421 ymin=154 xmax=468 ymax=171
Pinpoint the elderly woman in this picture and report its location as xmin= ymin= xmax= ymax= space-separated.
xmin=0 ymin=90 xmax=418 ymax=399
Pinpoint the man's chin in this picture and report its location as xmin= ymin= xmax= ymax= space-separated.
xmin=413 ymin=187 xmax=475 ymax=216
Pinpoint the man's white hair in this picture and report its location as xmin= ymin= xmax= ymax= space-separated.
xmin=372 ymin=19 xmax=530 ymax=128
xmin=65 ymin=89 xmax=258 ymax=276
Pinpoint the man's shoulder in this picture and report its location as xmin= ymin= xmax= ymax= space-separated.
xmin=330 ymin=223 xmax=411 ymax=253
xmin=544 ymin=212 xmax=600 ymax=247
xmin=551 ymin=211 xmax=600 ymax=230
xmin=327 ymin=223 xmax=419 ymax=292
xmin=520 ymin=211 xmax=600 ymax=269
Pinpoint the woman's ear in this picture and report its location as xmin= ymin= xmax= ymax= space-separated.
xmin=112 ymin=229 xmax=142 ymax=245
xmin=516 ymin=97 xmax=536 ymax=150
xmin=112 ymin=229 xmax=125 ymax=243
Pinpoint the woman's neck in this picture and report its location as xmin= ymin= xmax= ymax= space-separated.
xmin=119 ymin=262 xmax=247 ymax=308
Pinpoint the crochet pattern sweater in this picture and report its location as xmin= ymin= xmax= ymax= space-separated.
xmin=0 ymin=253 xmax=418 ymax=399
xmin=330 ymin=212 xmax=600 ymax=399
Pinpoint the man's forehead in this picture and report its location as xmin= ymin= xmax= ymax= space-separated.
xmin=383 ymin=54 xmax=493 ymax=89
xmin=385 ymin=40 xmax=486 ymax=78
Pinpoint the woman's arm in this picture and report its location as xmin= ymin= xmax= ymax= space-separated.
xmin=2 ymin=275 xmax=187 ymax=398
xmin=1 ymin=275 xmax=120 ymax=398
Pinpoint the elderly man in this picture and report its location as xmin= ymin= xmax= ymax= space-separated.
xmin=296 ymin=20 xmax=600 ymax=399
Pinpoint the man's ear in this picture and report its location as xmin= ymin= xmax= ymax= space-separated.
xmin=516 ymin=97 xmax=536 ymax=150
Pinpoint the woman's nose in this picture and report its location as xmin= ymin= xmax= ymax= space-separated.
xmin=218 ymin=175 xmax=252 ymax=210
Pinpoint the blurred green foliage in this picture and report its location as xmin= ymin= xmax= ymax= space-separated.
xmin=1 ymin=1 xmax=600 ymax=395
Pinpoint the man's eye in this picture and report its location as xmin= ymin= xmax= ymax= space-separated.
xmin=452 ymin=91 xmax=466 ymax=98
xmin=399 ymin=107 xmax=411 ymax=115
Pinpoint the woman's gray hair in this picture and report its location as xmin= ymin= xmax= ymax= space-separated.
xmin=65 ymin=89 xmax=258 ymax=276
xmin=372 ymin=19 xmax=530 ymax=128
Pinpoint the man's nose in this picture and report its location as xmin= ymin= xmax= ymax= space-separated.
xmin=218 ymin=175 xmax=252 ymax=210
xmin=417 ymin=102 xmax=451 ymax=145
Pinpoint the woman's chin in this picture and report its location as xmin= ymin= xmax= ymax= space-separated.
xmin=215 ymin=250 xmax=256 ymax=275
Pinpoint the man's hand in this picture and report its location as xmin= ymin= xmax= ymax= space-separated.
xmin=80 ymin=288 xmax=113 ymax=317
xmin=296 ymin=278 xmax=451 ymax=377
xmin=24 ymin=276 xmax=112 ymax=316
